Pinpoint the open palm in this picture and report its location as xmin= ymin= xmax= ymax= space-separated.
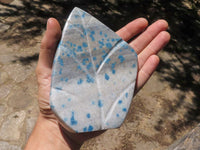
xmin=34 ymin=18 xmax=170 ymax=149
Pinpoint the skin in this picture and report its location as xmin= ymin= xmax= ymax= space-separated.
xmin=25 ymin=17 xmax=170 ymax=150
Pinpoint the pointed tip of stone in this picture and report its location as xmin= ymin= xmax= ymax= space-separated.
xmin=72 ymin=7 xmax=84 ymax=14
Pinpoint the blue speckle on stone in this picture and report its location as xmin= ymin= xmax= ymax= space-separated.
xmin=82 ymin=12 xmax=86 ymax=18
xmin=58 ymin=56 xmax=64 ymax=66
xmin=93 ymin=57 xmax=97 ymax=61
xmin=132 ymin=64 xmax=136 ymax=68
xmin=116 ymin=38 xmax=121 ymax=41
xmin=62 ymin=104 xmax=66 ymax=108
xmin=88 ymin=125 xmax=93 ymax=131
xmin=83 ymin=29 xmax=87 ymax=35
xmin=118 ymin=55 xmax=125 ymax=63
xmin=64 ymin=117 xmax=67 ymax=122
xmin=96 ymin=64 xmax=99 ymax=69
xmin=116 ymin=114 xmax=119 ymax=117
xmin=59 ymin=68 xmax=62 ymax=75
xmin=55 ymin=87 xmax=62 ymax=90
xmin=81 ymin=53 xmax=86 ymax=57
xmin=106 ymin=43 xmax=112 ymax=49
xmin=89 ymin=34 xmax=95 ymax=41
xmin=86 ymin=74 xmax=94 ymax=83
xmin=104 ymin=33 xmax=108 ymax=37
xmin=74 ymin=14 xmax=79 ymax=18
xmin=102 ymin=53 xmax=107 ymax=59
xmin=118 ymin=100 xmax=122 ymax=104
xmin=77 ymin=78 xmax=83 ymax=85
xmin=105 ymin=58 xmax=111 ymax=64
xmin=50 ymin=104 xmax=55 ymax=109
xmin=72 ymin=51 xmax=77 ymax=57
xmin=105 ymin=73 xmax=110 ymax=80
xmin=70 ymin=111 xmax=78 ymax=125
xmin=98 ymin=100 xmax=103 ymax=108
xmin=125 ymin=92 xmax=128 ymax=98
xmin=123 ymin=44 xmax=128 ymax=49
xmin=130 ymin=48 xmax=135 ymax=52
xmin=77 ymin=46 xmax=83 ymax=52
xmin=80 ymin=34 xmax=84 ymax=38
xmin=65 ymin=78 xmax=68 ymax=82
xmin=91 ymin=30 xmax=95 ymax=34
xmin=83 ymin=127 xmax=87 ymax=132
xmin=68 ymin=25 xmax=73 ymax=29
xmin=107 ymin=39 xmax=110 ymax=42
xmin=86 ymin=62 xmax=92 ymax=70
xmin=82 ymin=58 xmax=89 ymax=65
xmin=112 ymin=69 xmax=116 ymax=74
xmin=111 ymin=62 xmax=116 ymax=69
xmin=122 ymin=108 xmax=127 ymax=112
xmin=61 ymin=78 xmax=64 ymax=81
xmin=77 ymin=65 xmax=82 ymax=70
xmin=82 ymin=42 xmax=88 ymax=47
xmin=87 ymin=113 xmax=91 ymax=118
xmin=68 ymin=98 xmax=71 ymax=101
xmin=92 ymin=101 xmax=95 ymax=105
xmin=102 ymin=50 xmax=106 ymax=53
xmin=98 ymin=41 xmax=104 ymax=47
xmin=99 ymin=31 xmax=102 ymax=35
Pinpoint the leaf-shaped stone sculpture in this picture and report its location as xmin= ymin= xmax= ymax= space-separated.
xmin=50 ymin=7 xmax=138 ymax=133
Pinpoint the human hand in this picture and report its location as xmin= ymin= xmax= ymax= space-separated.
xmin=25 ymin=18 xmax=170 ymax=150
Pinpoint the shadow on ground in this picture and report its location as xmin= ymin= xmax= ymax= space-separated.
xmin=0 ymin=0 xmax=200 ymax=145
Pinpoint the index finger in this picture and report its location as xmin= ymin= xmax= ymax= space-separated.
xmin=116 ymin=18 xmax=148 ymax=42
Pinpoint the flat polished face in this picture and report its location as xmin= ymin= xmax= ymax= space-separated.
xmin=50 ymin=7 xmax=138 ymax=133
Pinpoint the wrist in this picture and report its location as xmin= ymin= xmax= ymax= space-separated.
xmin=25 ymin=113 xmax=78 ymax=150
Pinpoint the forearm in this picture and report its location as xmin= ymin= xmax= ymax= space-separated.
xmin=25 ymin=114 xmax=73 ymax=150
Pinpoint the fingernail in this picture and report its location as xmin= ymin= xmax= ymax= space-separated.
xmin=46 ymin=18 xmax=53 ymax=30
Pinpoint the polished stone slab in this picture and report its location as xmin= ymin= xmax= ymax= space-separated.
xmin=50 ymin=7 xmax=137 ymax=133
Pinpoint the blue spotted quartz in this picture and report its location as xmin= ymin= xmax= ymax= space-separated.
xmin=50 ymin=7 xmax=138 ymax=133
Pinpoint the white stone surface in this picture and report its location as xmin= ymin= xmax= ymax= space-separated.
xmin=50 ymin=7 xmax=137 ymax=133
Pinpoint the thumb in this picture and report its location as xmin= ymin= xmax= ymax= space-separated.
xmin=38 ymin=18 xmax=61 ymax=70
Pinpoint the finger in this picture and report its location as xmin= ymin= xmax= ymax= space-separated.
xmin=138 ymin=31 xmax=170 ymax=70
xmin=38 ymin=18 xmax=61 ymax=70
xmin=130 ymin=19 xmax=168 ymax=54
xmin=116 ymin=18 xmax=148 ymax=41
xmin=135 ymin=55 xmax=160 ymax=93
